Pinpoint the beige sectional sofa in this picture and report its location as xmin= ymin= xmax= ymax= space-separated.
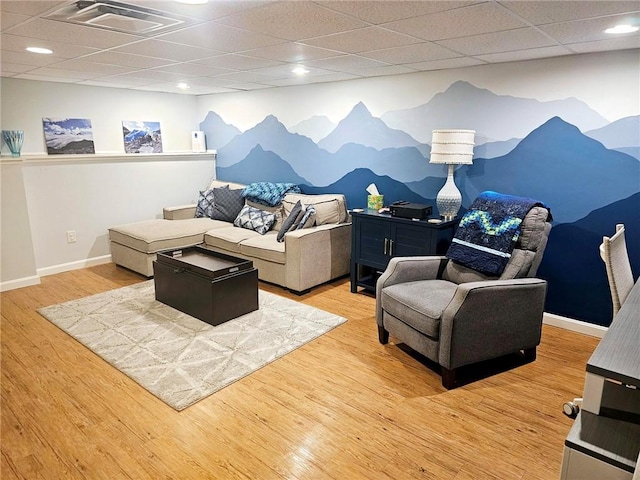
xmin=108 ymin=180 xmax=352 ymax=294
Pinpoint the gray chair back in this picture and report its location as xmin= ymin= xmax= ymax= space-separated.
xmin=442 ymin=206 xmax=551 ymax=284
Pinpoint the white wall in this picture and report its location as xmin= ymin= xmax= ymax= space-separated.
xmin=0 ymin=79 xmax=213 ymax=290
xmin=1 ymin=78 xmax=199 ymax=154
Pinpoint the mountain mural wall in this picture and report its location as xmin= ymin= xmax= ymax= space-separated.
xmin=200 ymin=80 xmax=640 ymax=327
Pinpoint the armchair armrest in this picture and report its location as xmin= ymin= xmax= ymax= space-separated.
xmin=163 ymin=204 xmax=197 ymax=220
xmin=439 ymin=278 xmax=547 ymax=370
xmin=375 ymin=256 xmax=448 ymax=326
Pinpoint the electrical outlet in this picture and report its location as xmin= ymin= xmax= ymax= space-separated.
xmin=66 ymin=230 xmax=77 ymax=243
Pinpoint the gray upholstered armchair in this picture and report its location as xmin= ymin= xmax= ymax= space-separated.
xmin=375 ymin=205 xmax=552 ymax=389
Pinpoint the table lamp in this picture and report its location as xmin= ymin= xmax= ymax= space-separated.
xmin=429 ymin=129 xmax=475 ymax=221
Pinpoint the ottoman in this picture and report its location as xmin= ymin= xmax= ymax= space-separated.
xmin=108 ymin=218 xmax=226 ymax=277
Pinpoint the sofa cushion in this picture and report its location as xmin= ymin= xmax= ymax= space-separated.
xmin=277 ymin=200 xmax=303 ymax=242
xmin=239 ymin=233 xmax=286 ymax=264
xmin=283 ymin=193 xmax=347 ymax=225
xmin=381 ymin=280 xmax=458 ymax=339
xmin=234 ymin=205 xmax=276 ymax=235
xmin=211 ymin=186 xmax=244 ymax=222
xmin=109 ymin=218 xmax=225 ymax=253
xmin=204 ymin=226 xmax=258 ymax=254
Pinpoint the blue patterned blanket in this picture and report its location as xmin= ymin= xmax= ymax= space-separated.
xmin=446 ymin=191 xmax=551 ymax=275
xmin=241 ymin=182 xmax=301 ymax=207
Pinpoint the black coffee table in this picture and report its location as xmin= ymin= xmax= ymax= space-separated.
xmin=153 ymin=245 xmax=258 ymax=326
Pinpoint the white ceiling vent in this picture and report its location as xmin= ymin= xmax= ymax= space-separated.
xmin=44 ymin=1 xmax=191 ymax=35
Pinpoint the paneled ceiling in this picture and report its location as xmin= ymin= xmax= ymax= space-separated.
xmin=1 ymin=0 xmax=639 ymax=95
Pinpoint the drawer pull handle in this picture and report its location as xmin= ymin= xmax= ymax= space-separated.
xmin=173 ymin=268 xmax=185 ymax=274
xmin=229 ymin=267 xmax=239 ymax=273
xmin=384 ymin=238 xmax=389 ymax=255
xmin=389 ymin=240 xmax=393 ymax=256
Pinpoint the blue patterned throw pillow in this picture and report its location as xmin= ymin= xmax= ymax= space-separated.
xmin=234 ymin=205 xmax=276 ymax=235
xmin=296 ymin=204 xmax=316 ymax=229
xmin=195 ymin=188 xmax=215 ymax=218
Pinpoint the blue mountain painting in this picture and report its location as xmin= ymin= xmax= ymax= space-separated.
xmin=539 ymin=192 xmax=640 ymax=326
xmin=206 ymin=80 xmax=639 ymax=326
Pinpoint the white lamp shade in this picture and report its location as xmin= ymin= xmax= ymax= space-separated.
xmin=429 ymin=129 xmax=475 ymax=164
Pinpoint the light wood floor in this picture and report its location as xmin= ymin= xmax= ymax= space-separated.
xmin=1 ymin=264 xmax=599 ymax=479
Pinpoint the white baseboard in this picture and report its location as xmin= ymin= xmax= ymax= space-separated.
xmin=0 ymin=275 xmax=41 ymax=292
xmin=543 ymin=312 xmax=608 ymax=338
xmin=36 ymin=254 xmax=112 ymax=278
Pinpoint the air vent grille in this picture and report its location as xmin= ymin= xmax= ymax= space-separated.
xmin=45 ymin=0 xmax=190 ymax=35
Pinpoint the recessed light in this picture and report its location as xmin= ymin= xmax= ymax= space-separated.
xmin=604 ymin=24 xmax=639 ymax=34
xmin=177 ymin=83 xmax=190 ymax=90
xmin=26 ymin=47 xmax=53 ymax=54
xmin=292 ymin=66 xmax=309 ymax=75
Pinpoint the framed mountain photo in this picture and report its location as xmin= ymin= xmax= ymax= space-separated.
xmin=122 ymin=120 xmax=163 ymax=154
xmin=42 ymin=118 xmax=95 ymax=155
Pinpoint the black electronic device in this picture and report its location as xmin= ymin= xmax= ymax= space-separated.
xmin=389 ymin=201 xmax=433 ymax=220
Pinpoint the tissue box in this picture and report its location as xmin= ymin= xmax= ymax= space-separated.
xmin=367 ymin=195 xmax=384 ymax=210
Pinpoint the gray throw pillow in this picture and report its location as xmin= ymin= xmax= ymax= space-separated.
xmin=277 ymin=200 xmax=303 ymax=242
xmin=211 ymin=187 xmax=244 ymax=222
xmin=234 ymin=205 xmax=276 ymax=235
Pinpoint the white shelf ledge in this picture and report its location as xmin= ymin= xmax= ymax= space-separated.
xmin=0 ymin=151 xmax=217 ymax=166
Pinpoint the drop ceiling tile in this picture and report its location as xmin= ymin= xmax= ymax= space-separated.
xmin=0 ymin=33 xmax=100 ymax=57
xmin=88 ymin=75 xmax=157 ymax=86
xmin=77 ymin=80 xmax=142 ymax=90
xmin=0 ymin=50 xmax=65 ymax=67
xmin=500 ymin=1 xmax=640 ymax=26
xmin=475 ymin=45 xmax=574 ymax=63
xmin=0 ymin=62 xmax=36 ymax=75
xmin=404 ymin=57 xmax=487 ymax=71
xmin=156 ymin=21 xmax=284 ymax=52
xmin=304 ymin=26 xmax=422 ymax=53
xmin=5 ymin=18 xmax=143 ymax=50
xmin=306 ymin=55 xmax=390 ymax=71
xmin=216 ymin=2 xmax=367 ymax=41
xmin=242 ymin=42 xmax=340 ymax=63
xmin=566 ymin=37 xmax=640 ymax=54
xmin=0 ymin=1 xmax=67 ymax=17
xmin=437 ymin=28 xmax=556 ymax=55
xmin=263 ymin=71 xmax=359 ymax=87
xmin=24 ymin=66 xmax=102 ymax=80
xmin=348 ymin=64 xmax=418 ymax=77
xmin=81 ymin=51 xmax=176 ymax=69
xmin=320 ymin=1 xmax=477 ymax=25
xmin=186 ymin=76 xmax=240 ymax=88
xmin=152 ymin=63 xmax=233 ymax=77
xmin=53 ymin=59 xmax=136 ymax=76
xmin=540 ymin=15 xmax=640 ymax=44
xmin=107 ymin=69 xmax=190 ymax=83
xmin=360 ymin=42 xmax=461 ymax=64
xmin=249 ymin=64 xmax=335 ymax=77
xmin=124 ymin=0 xmax=273 ymax=22
xmin=215 ymin=70 xmax=286 ymax=83
xmin=188 ymin=54 xmax=283 ymax=71
xmin=13 ymin=73 xmax=79 ymax=83
xmin=383 ymin=2 xmax=528 ymax=41
xmin=112 ymin=39 xmax=224 ymax=62
xmin=1 ymin=11 xmax=30 ymax=30
xmin=224 ymin=82 xmax=274 ymax=91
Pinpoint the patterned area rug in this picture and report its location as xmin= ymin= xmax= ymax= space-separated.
xmin=38 ymin=281 xmax=346 ymax=411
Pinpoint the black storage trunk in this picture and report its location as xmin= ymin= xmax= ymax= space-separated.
xmin=153 ymin=246 xmax=258 ymax=327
